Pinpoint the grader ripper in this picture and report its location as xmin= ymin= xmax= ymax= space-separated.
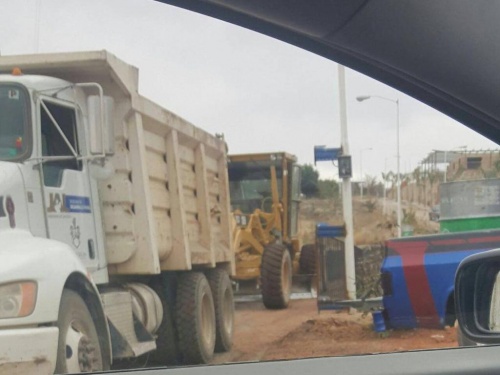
xmin=228 ymin=152 xmax=316 ymax=309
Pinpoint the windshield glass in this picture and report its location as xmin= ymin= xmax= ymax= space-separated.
xmin=0 ymin=84 xmax=30 ymax=161
xmin=229 ymin=165 xmax=283 ymax=214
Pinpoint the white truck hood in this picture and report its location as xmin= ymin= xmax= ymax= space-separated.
xmin=0 ymin=230 xmax=89 ymax=326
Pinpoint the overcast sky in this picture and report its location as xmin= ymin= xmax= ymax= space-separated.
xmin=1 ymin=0 xmax=498 ymax=180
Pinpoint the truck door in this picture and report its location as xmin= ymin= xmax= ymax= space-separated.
xmin=39 ymin=97 xmax=99 ymax=271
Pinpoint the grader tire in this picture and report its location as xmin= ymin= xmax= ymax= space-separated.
xmin=149 ymin=279 xmax=179 ymax=365
xmin=261 ymin=244 xmax=292 ymax=309
xmin=207 ymin=268 xmax=235 ymax=352
xmin=299 ymin=244 xmax=318 ymax=275
xmin=176 ymin=272 xmax=216 ymax=364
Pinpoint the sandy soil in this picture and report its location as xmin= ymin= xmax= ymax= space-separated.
xmin=213 ymin=299 xmax=457 ymax=364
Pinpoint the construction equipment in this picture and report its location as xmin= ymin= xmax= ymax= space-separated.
xmin=228 ymin=152 xmax=316 ymax=309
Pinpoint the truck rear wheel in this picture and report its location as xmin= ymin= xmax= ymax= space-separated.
xmin=207 ymin=268 xmax=234 ymax=352
xmin=176 ymin=272 xmax=216 ymax=364
xmin=299 ymin=244 xmax=318 ymax=275
xmin=55 ymin=289 xmax=104 ymax=374
xmin=261 ymin=243 xmax=292 ymax=309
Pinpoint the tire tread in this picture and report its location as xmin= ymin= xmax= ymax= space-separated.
xmin=176 ymin=272 xmax=215 ymax=364
xmin=207 ymin=268 xmax=234 ymax=352
xmin=260 ymin=243 xmax=292 ymax=309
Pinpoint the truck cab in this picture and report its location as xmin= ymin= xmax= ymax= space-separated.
xmin=0 ymin=73 xmax=110 ymax=277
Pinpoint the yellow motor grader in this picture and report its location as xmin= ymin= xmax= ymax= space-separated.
xmin=228 ymin=152 xmax=316 ymax=309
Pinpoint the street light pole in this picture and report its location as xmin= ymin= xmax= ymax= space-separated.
xmin=383 ymin=157 xmax=390 ymax=215
xmin=357 ymin=95 xmax=402 ymax=237
xmin=444 ymin=150 xmax=447 ymax=183
xmin=396 ymin=99 xmax=401 ymax=237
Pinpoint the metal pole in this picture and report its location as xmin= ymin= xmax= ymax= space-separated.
xmin=424 ymin=161 xmax=427 ymax=206
xmin=396 ymin=99 xmax=402 ymax=237
xmin=338 ymin=65 xmax=356 ymax=300
xmin=360 ymin=150 xmax=363 ymax=199
xmin=444 ymin=150 xmax=447 ymax=183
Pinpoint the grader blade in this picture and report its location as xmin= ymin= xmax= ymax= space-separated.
xmin=233 ymin=274 xmax=317 ymax=303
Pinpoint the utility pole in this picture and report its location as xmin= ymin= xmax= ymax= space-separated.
xmin=338 ymin=65 xmax=356 ymax=300
xmin=395 ymin=99 xmax=401 ymax=237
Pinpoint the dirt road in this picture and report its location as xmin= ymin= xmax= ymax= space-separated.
xmin=213 ymin=299 xmax=458 ymax=364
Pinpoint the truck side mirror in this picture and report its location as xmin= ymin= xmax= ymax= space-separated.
xmin=455 ymin=249 xmax=500 ymax=344
xmin=88 ymin=95 xmax=115 ymax=156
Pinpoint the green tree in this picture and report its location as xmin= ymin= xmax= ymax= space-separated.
xmin=300 ymin=164 xmax=320 ymax=197
xmin=318 ymin=179 xmax=340 ymax=199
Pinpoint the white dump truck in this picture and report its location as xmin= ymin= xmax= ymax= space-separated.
xmin=0 ymin=50 xmax=235 ymax=374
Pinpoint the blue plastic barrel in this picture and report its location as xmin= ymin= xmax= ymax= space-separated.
xmin=372 ymin=311 xmax=386 ymax=332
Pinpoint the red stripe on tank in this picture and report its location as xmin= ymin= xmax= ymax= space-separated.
xmin=388 ymin=240 xmax=440 ymax=328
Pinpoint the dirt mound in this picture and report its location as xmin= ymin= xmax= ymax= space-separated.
xmin=277 ymin=316 xmax=374 ymax=343
xmin=262 ymin=310 xmax=458 ymax=361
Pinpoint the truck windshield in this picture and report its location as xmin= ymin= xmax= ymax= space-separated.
xmin=229 ymin=166 xmax=283 ymax=213
xmin=0 ymin=84 xmax=30 ymax=161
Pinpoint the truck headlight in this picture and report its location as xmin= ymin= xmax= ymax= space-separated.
xmin=0 ymin=282 xmax=37 ymax=319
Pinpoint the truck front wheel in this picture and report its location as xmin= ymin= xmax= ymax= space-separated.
xmin=176 ymin=272 xmax=216 ymax=364
xmin=55 ymin=289 xmax=104 ymax=374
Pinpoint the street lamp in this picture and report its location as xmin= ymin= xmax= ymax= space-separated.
xmin=382 ymin=156 xmax=394 ymax=215
xmin=360 ymin=147 xmax=373 ymax=199
xmin=357 ymin=95 xmax=401 ymax=237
